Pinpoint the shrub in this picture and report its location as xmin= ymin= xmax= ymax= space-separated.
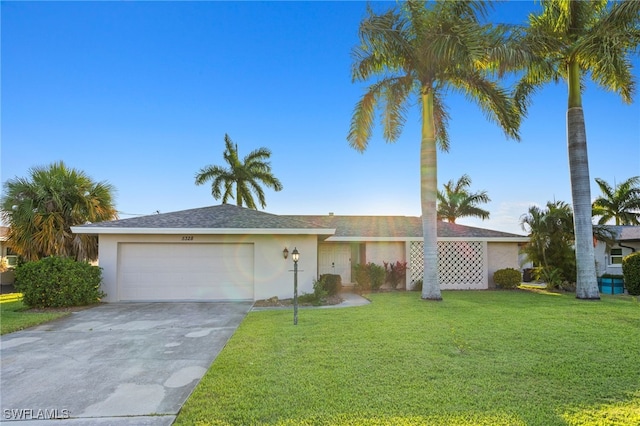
xmin=369 ymin=263 xmax=386 ymax=291
xmin=623 ymin=252 xmax=640 ymax=296
xmin=534 ymin=267 xmax=568 ymax=291
xmin=353 ymin=262 xmax=385 ymax=292
xmin=411 ymin=279 xmax=423 ymax=292
xmin=493 ymin=268 xmax=521 ymax=289
xmin=15 ymin=256 xmax=104 ymax=308
xmin=383 ymin=261 xmax=408 ymax=289
xmin=318 ymin=274 xmax=342 ymax=296
xmin=353 ymin=264 xmax=371 ymax=292
xmin=298 ymin=292 xmax=320 ymax=305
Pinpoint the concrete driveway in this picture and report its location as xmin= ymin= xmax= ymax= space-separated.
xmin=0 ymin=302 xmax=252 ymax=425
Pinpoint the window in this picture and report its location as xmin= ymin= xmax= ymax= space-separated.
xmin=610 ymin=248 xmax=623 ymax=265
xmin=4 ymin=247 xmax=18 ymax=267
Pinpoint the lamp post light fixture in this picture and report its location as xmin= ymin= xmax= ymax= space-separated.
xmin=292 ymin=247 xmax=299 ymax=325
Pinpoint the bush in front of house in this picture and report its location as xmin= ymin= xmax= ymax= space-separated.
xmin=493 ymin=268 xmax=521 ymax=289
xmin=354 ymin=263 xmax=386 ymax=292
xmin=15 ymin=256 xmax=105 ymax=308
xmin=411 ymin=279 xmax=423 ymax=292
xmin=622 ymin=252 xmax=640 ymax=296
xmin=299 ymin=277 xmax=330 ymax=305
xmin=318 ymin=274 xmax=342 ymax=296
xmin=383 ymin=261 xmax=408 ymax=289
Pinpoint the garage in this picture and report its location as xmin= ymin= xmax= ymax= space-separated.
xmin=118 ymin=243 xmax=254 ymax=301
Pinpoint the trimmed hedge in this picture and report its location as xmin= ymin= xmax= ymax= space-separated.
xmin=15 ymin=256 xmax=105 ymax=308
xmin=622 ymin=252 xmax=640 ymax=296
xmin=318 ymin=274 xmax=342 ymax=296
xmin=493 ymin=268 xmax=521 ymax=289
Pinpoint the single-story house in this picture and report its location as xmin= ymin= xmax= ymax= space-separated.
xmin=595 ymin=225 xmax=640 ymax=276
xmin=0 ymin=226 xmax=18 ymax=267
xmin=71 ymin=204 xmax=529 ymax=302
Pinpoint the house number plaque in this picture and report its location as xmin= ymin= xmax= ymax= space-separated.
xmin=181 ymin=236 xmax=194 ymax=241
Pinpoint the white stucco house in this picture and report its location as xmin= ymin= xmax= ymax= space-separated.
xmin=594 ymin=225 xmax=640 ymax=276
xmin=71 ymin=204 xmax=529 ymax=302
xmin=0 ymin=226 xmax=18 ymax=268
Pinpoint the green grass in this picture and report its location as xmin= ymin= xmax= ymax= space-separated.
xmin=0 ymin=293 xmax=70 ymax=335
xmin=175 ymin=290 xmax=640 ymax=426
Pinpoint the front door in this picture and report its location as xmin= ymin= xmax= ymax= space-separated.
xmin=319 ymin=243 xmax=351 ymax=283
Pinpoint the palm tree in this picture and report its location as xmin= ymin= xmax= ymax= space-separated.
xmin=0 ymin=161 xmax=118 ymax=261
xmin=520 ymin=201 xmax=576 ymax=281
xmin=515 ymin=0 xmax=640 ymax=299
xmin=593 ymin=176 xmax=640 ymax=225
xmin=437 ymin=174 xmax=491 ymax=223
xmin=348 ymin=1 xmax=520 ymax=300
xmin=195 ymin=134 xmax=283 ymax=210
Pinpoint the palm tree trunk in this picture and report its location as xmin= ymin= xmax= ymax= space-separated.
xmin=567 ymin=62 xmax=599 ymax=299
xmin=420 ymin=89 xmax=442 ymax=301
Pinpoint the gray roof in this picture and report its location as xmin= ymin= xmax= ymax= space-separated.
xmin=75 ymin=204 xmax=328 ymax=231
xmin=596 ymin=225 xmax=640 ymax=242
xmin=283 ymin=215 xmax=527 ymax=239
xmin=73 ymin=204 xmax=527 ymax=240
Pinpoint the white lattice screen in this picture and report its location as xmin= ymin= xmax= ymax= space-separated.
xmin=410 ymin=241 xmax=485 ymax=288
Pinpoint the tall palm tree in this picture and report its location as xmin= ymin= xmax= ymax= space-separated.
xmin=348 ymin=0 xmax=520 ymax=300
xmin=0 ymin=161 xmax=118 ymax=261
xmin=195 ymin=134 xmax=283 ymax=210
xmin=437 ymin=174 xmax=491 ymax=223
xmin=593 ymin=176 xmax=640 ymax=225
xmin=515 ymin=0 xmax=640 ymax=299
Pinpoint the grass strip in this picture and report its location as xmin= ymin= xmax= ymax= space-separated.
xmin=1 ymin=294 xmax=70 ymax=335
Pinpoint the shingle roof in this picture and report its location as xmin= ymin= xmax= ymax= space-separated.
xmin=283 ymin=215 xmax=527 ymax=239
xmin=75 ymin=204 xmax=327 ymax=231
xmin=596 ymin=225 xmax=640 ymax=242
xmin=73 ymin=204 xmax=527 ymax=239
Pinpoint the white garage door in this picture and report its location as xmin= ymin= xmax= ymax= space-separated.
xmin=118 ymin=243 xmax=254 ymax=301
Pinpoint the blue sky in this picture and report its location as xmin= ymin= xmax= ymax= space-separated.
xmin=2 ymin=1 xmax=638 ymax=235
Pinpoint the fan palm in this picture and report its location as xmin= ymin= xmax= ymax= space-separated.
xmin=514 ymin=0 xmax=640 ymax=299
xmin=437 ymin=174 xmax=491 ymax=223
xmin=593 ymin=176 xmax=640 ymax=225
xmin=348 ymin=0 xmax=520 ymax=300
xmin=0 ymin=161 xmax=118 ymax=261
xmin=195 ymin=134 xmax=283 ymax=210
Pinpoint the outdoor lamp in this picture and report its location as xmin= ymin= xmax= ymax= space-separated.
xmin=292 ymin=247 xmax=300 ymax=325
xmin=283 ymin=247 xmax=289 ymax=259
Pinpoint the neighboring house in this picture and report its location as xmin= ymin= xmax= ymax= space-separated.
xmin=72 ymin=204 xmax=528 ymax=302
xmin=0 ymin=226 xmax=18 ymax=268
xmin=594 ymin=226 xmax=640 ymax=277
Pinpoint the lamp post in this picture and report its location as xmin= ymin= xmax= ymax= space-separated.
xmin=292 ymin=247 xmax=299 ymax=325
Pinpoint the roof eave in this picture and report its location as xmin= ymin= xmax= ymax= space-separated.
xmin=325 ymin=236 xmax=529 ymax=242
xmin=71 ymin=227 xmax=336 ymax=236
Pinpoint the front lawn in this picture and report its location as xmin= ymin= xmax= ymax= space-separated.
xmin=0 ymin=293 xmax=70 ymax=335
xmin=175 ymin=290 xmax=640 ymax=426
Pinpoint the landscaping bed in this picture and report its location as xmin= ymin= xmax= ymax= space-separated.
xmin=254 ymin=294 xmax=343 ymax=307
